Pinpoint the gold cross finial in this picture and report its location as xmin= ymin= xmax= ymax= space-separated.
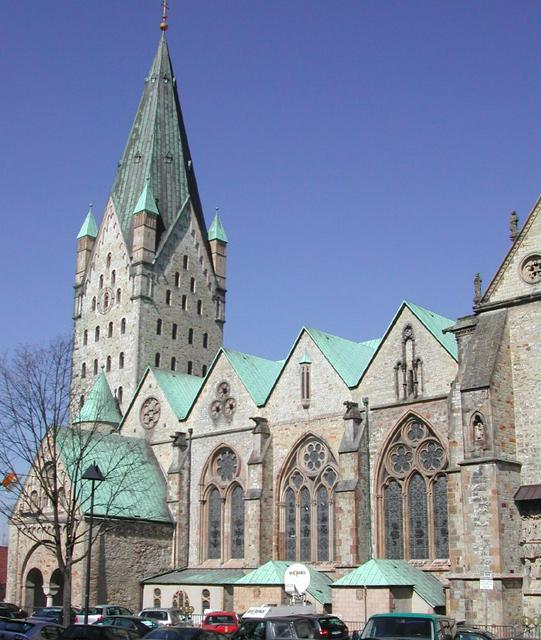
xmin=160 ymin=0 xmax=169 ymax=31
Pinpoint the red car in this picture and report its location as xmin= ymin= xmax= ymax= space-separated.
xmin=201 ymin=612 xmax=239 ymax=635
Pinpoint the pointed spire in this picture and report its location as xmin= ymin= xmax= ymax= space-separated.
xmin=208 ymin=209 xmax=228 ymax=243
xmin=160 ymin=0 xmax=169 ymax=32
xmin=509 ymin=210 xmax=519 ymax=242
xmin=77 ymin=204 xmax=98 ymax=239
xmin=133 ymin=178 xmax=160 ymax=216
xmin=111 ymin=34 xmax=207 ymax=249
xmin=75 ymin=372 xmax=122 ymax=426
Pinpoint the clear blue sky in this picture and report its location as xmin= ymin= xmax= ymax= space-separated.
xmin=1 ymin=0 xmax=540 ymax=362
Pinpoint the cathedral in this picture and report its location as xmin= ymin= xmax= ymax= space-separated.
xmin=6 ymin=15 xmax=541 ymax=630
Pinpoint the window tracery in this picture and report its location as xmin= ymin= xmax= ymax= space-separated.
xmin=378 ymin=415 xmax=449 ymax=560
xmin=279 ymin=436 xmax=337 ymax=563
xmin=394 ymin=325 xmax=423 ymax=400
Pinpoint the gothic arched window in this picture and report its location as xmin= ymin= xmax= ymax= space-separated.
xmin=378 ymin=415 xmax=449 ymax=560
xmin=201 ymin=446 xmax=245 ymax=562
xmin=279 ymin=437 xmax=337 ymax=562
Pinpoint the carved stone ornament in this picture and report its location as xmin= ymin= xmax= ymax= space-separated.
xmin=520 ymin=254 xmax=541 ymax=284
xmin=209 ymin=381 xmax=236 ymax=421
xmin=97 ymin=287 xmax=113 ymax=314
xmin=140 ymin=396 xmax=161 ymax=429
xmin=216 ymin=381 xmax=230 ymax=398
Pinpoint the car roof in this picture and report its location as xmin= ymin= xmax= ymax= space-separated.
xmin=368 ymin=614 xmax=450 ymax=620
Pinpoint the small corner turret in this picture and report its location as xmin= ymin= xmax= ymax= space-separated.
xmin=75 ymin=205 xmax=98 ymax=286
xmin=132 ymin=178 xmax=161 ymax=265
xmin=208 ymin=209 xmax=228 ymax=291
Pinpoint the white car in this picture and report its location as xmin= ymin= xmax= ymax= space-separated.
xmin=137 ymin=609 xmax=184 ymax=626
xmin=75 ymin=605 xmax=133 ymax=624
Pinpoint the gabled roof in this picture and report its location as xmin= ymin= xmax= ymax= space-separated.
xmin=223 ymin=349 xmax=284 ymax=407
xmin=152 ymin=368 xmax=205 ymax=420
xmin=331 ymin=559 xmax=445 ymax=608
xmin=133 ymin=179 xmax=160 ymax=216
xmin=74 ymin=372 xmax=122 ymax=426
xmin=58 ymin=429 xmax=172 ymax=523
xmin=235 ymin=560 xmax=332 ymax=605
xmin=141 ymin=568 xmax=246 ymax=585
xmin=110 ymin=34 xmax=209 ymax=254
xmin=208 ymin=213 xmax=228 ymax=243
xmin=305 ymin=328 xmax=380 ymax=387
xmin=77 ymin=206 xmax=98 ymax=239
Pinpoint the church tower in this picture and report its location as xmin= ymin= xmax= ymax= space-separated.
xmin=72 ymin=24 xmax=226 ymax=410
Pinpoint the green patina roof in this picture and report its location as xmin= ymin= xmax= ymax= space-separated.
xmin=208 ymin=213 xmax=228 ymax=243
xmin=133 ymin=179 xmax=160 ymax=216
xmin=74 ymin=372 xmax=122 ymax=425
xmin=77 ymin=206 xmax=98 ymax=239
xmin=111 ymin=34 xmax=209 ymax=255
xmin=305 ymin=328 xmax=380 ymax=388
xmin=332 ymin=559 xmax=445 ymax=608
xmin=404 ymin=301 xmax=457 ymax=359
xmin=152 ymin=368 xmax=204 ymax=420
xmin=235 ymin=561 xmax=332 ymax=605
xmin=223 ymin=349 xmax=284 ymax=407
xmin=58 ymin=429 xmax=172 ymax=523
xmin=142 ymin=568 xmax=246 ymax=585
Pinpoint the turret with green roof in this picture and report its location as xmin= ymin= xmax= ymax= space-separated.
xmin=132 ymin=178 xmax=161 ymax=264
xmin=75 ymin=205 xmax=98 ymax=287
xmin=75 ymin=372 xmax=122 ymax=427
xmin=208 ymin=210 xmax=228 ymax=292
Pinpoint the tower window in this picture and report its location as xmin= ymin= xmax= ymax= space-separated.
xmin=95 ymin=326 xmax=100 ymax=342
xmin=183 ymin=255 xmax=189 ymax=270
xmin=121 ymin=318 xmax=126 ymax=334
xmin=188 ymin=328 xmax=194 ymax=345
xmin=81 ymin=363 xmax=86 ymax=378
xmin=99 ymin=274 xmax=104 ymax=289
xmin=203 ymin=333 xmax=208 ymax=349
xmin=197 ymin=300 xmax=202 ymax=315
xmin=174 ymin=272 xmax=180 ymax=287
xmin=83 ymin=330 xmax=88 ymax=346
xmin=80 ymin=395 xmax=85 ymax=409
xmin=117 ymin=386 xmax=123 ymax=405
xmin=119 ymin=352 xmax=124 ymax=369
xmin=106 ymin=356 xmax=111 ymax=372
xmin=106 ymin=253 xmax=112 ymax=269
xmin=202 ymin=365 xmax=207 ymax=376
xmin=187 ymin=361 xmax=193 ymax=375
xmin=155 ymin=353 xmax=161 ymax=367
xmin=172 ymin=323 xmax=178 ymax=340
xmin=171 ymin=357 xmax=176 ymax=371
xmin=108 ymin=322 xmax=113 ymax=338
xmin=181 ymin=295 xmax=187 ymax=310
xmin=166 ymin=290 xmax=172 ymax=305
xmin=116 ymin=288 xmax=121 ymax=304
xmin=93 ymin=359 xmax=98 ymax=376
xmin=157 ymin=319 xmax=162 ymax=335
xmin=190 ymin=278 xmax=196 ymax=293
xmin=111 ymin=269 xmax=116 ymax=285
xmin=92 ymin=297 xmax=96 ymax=312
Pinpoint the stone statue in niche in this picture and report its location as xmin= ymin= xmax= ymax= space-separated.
xmin=472 ymin=414 xmax=487 ymax=453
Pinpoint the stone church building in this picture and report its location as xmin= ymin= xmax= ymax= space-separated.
xmin=6 ymin=23 xmax=541 ymax=628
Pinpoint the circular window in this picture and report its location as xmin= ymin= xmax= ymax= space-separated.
xmin=520 ymin=254 xmax=541 ymax=284
xmin=386 ymin=442 xmax=413 ymax=477
xmin=403 ymin=420 xmax=426 ymax=444
xmin=216 ymin=381 xmax=230 ymax=398
xmin=97 ymin=287 xmax=113 ymax=314
xmin=214 ymin=448 xmax=238 ymax=482
xmin=416 ymin=439 xmax=446 ymax=473
xmin=140 ymin=397 xmax=161 ymax=429
xmin=300 ymin=440 xmax=328 ymax=476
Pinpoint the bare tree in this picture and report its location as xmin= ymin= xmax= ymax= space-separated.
xmin=0 ymin=336 xmax=146 ymax=622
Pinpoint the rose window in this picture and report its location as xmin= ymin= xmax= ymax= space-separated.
xmin=521 ymin=254 xmax=541 ymax=284
xmin=140 ymin=397 xmax=161 ymax=429
xmin=388 ymin=443 xmax=413 ymax=476
xmin=418 ymin=439 xmax=445 ymax=473
xmin=215 ymin=448 xmax=238 ymax=482
xmin=301 ymin=441 xmax=327 ymax=475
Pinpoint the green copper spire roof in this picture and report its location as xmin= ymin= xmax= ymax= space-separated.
xmin=110 ymin=34 xmax=209 ymax=250
xmin=208 ymin=212 xmax=228 ymax=243
xmin=74 ymin=372 xmax=122 ymax=425
xmin=133 ymin=179 xmax=160 ymax=216
xmin=77 ymin=205 xmax=98 ymax=239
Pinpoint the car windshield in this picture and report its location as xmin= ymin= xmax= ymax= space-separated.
xmin=79 ymin=608 xmax=103 ymax=616
xmin=144 ymin=612 xmax=168 ymax=621
xmin=318 ymin=618 xmax=347 ymax=634
xmin=362 ymin=618 xmax=432 ymax=640
xmin=207 ymin=616 xmax=235 ymax=624
xmin=33 ymin=609 xmax=60 ymax=617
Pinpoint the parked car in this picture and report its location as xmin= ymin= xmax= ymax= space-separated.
xmin=137 ymin=609 xmax=184 ymax=627
xmin=0 ymin=602 xmax=28 ymax=619
xmin=360 ymin=614 xmax=456 ymax=640
xmin=456 ymin=627 xmax=497 ymax=640
xmin=31 ymin=607 xmax=78 ymax=626
xmin=0 ymin=618 xmax=64 ymax=640
xmin=75 ymin=608 xmax=133 ymax=625
xmin=202 ymin=612 xmax=239 ymax=635
xmin=61 ymin=624 xmax=138 ymax=640
xmin=234 ymin=608 xmax=348 ymax=640
xmin=144 ymin=628 xmax=229 ymax=640
xmin=94 ymin=616 xmax=160 ymax=637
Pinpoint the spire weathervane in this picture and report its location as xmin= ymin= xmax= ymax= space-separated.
xmin=160 ymin=0 xmax=169 ymax=31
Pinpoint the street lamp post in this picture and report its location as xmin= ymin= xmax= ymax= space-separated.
xmin=82 ymin=463 xmax=105 ymax=624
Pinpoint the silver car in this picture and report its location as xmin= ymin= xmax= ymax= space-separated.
xmin=137 ymin=609 xmax=183 ymax=627
xmin=75 ymin=607 xmax=133 ymax=625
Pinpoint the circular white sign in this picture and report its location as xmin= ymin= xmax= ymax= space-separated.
xmin=284 ymin=563 xmax=311 ymax=595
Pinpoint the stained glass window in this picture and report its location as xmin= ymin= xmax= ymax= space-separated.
xmin=384 ymin=480 xmax=403 ymax=559
xmin=208 ymin=488 xmax=221 ymax=559
xmin=317 ymin=486 xmax=329 ymax=561
xmin=300 ymin=487 xmax=311 ymax=561
xmin=408 ymin=473 xmax=428 ymax=559
xmin=285 ymin=488 xmax=296 ymax=561
xmin=231 ymin=485 xmax=244 ymax=558
xmin=433 ymin=475 xmax=449 ymax=558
